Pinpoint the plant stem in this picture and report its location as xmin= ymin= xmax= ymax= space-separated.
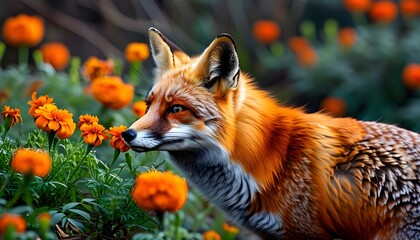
xmin=18 ymin=46 xmax=29 ymax=67
xmin=5 ymin=174 xmax=33 ymax=208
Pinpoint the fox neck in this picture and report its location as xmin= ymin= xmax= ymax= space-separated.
xmin=167 ymin=142 xmax=285 ymax=238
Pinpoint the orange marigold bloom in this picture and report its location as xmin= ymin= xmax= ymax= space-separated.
xmin=11 ymin=148 xmax=51 ymax=177
xmin=338 ymin=28 xmax=357 ymax=48
xmin=343 ymin=0 xmax=372 ymax=13
xmin=296 ymin=47 xmax=318 ymax=68
xmin=28 ymin=92 xmax=55 ymax=118
xmin=400 ymin=0 xmax=420 ymax=16
xmin=125 ymin=42 xmax=150 ymax=63
xmin=0 ymin=213 xmax=27 ymax=234
xmin=80 ymin=122 xmax=109 ymax=146
xmin=402 ymin=63 xmax=420 ymax=89
xmin=108 ymin=125 xmax=130 ymax=152
xmin=78 ymin=114 xmax=99 ymax=128
xmin=34 ymin=104 xmax=76 ymax=139
xmin=91 ymin=76 xmax=134 ymax=110
xmin=252 ymin=20 xmax=281 ymax=45
xmin=82 ymin=57 xmax=114 ymax=82
xmin=288 ymin=36 xmax=311 ymax=54
xmin=1 ymin=105 xmax=22 ymax=127
xmin=0 ymin=90 xmax=9 ymax=104
xmin=320 ymin=97 xmax=347 ymax=117
xmin=132 ymin=171 xmax=188 ymax=212
xmin=40 ymin=42 xmax=71 ymax=71
xmin=132 ymin=100 xmax=148 ymax=118
xmin=36 ymin=212 xmax=52 ymax=223
xmin=223 ymin=223 xmax=239 ymax=235
xmin=369 ymin=1 xmax=398 ymax=24
xmin=2 ymin=14 xmax=44 ymax=47
xmin=202 ymin=230 xmax=222 ymax=240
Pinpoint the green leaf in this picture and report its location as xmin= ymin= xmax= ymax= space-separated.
xmin=62 ymin=202 xmax=80 ymax=212
xmin=67 ymin=218 xmax=84 ymax=232
xmin=51 ymin=212 xmax=66 ymax=226
xmin=68 ymin=209 xmax=90 ymax=221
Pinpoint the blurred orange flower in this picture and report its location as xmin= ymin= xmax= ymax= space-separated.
xmin=82 ymin=57 xmax=114 ymax=81
xmin=132 ymin=171 xmax=188 ymax=212
xmin=2 ymin=14 xmax=44 ymax=47
xmin=91 ymin=76 xmax=134 ymax=110
xmin=252 ymin=20 xmax=281 ymax=45
xmin=28 ymin=92 xmax=55 ymax=118
xmin=37 ymin=212 xmax=52 ymax=223
xmin=80 ymin=122 xmax=108 ymax=146
xmin=34 ymin=104 xmax=76 ymax=139
xmin=338 ymin=28 xmax=357 ymax=48
xmin=78 ymin=114 xmax=99 ymax=128
xmin=223 ymin=222 xmax=239 ymax=235
xmin=0 ymin=90 xmax=9 ymax=104
xmin=0 ymin=213 xmax=27 ymax=234
xmin=125 ymin=42 xmax=150 ymax=63
xmin=402 ymin=63 xmax=420 ymax=89
xmin=1 ymin=105 xmax=22 ymax=127
xmin=11 ymin=148 xmax=51 ymax=177
xmin=288 ymin=36 xmax=311 ymax=54
xmin=107 ymin=125 xmax=130 ymax=152
xmin=202 ymin=230 xmax=222 ymax=240
xmin=132 ymin=100 xmax=148 ymax=118
xmin=40 ymin=42 xmax=71 ymax=71
xmin=343 ymin=0 xmax=372 ymax=13
xmin=369 ymin=1 xmax=398 ymax=24
xmin=320 ymin=97 xmax=347 ymax=116
xmin=296 ymin=47 xmax=318 ymax=68
xmin=400 ymin=0 xmax=420 ymax=16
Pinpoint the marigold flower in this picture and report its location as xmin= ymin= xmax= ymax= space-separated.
xmin=369 ymin=1 xmax=398 ymax=24
xmin=125 ymin=42 xmax=150 ymax=63
xmin=34 ymin=104 xmax=76 ymax=139
xmin=132 ymin=171 xmax=188 ymax=212
xmin=40 ymin=42 xmax=70 ymax=71
xmin=223 ymin=223 xmax=239 ymax=235
xmin=0 ymin=90 xmax=9 ymax=104
xmin=82 ymin=57 xmax=114 ymax=81
xmin=78 ymin=114 xmax=99 ymax=128
xmin=402 ymin=63 xmax=420 ymax=89
xmin=252 ymin=20 xmax=281 ymax=45
xmin=400 ymin=0 xmax=420 ymax=17
xmin=107 ymin=125 xmax=130 ymax=152
xmin=343 ymin=0 xmax=372 ymax=13
xmin=11 ymin=148 xmax=51 ymax=177
xmin=296 ymin=47 xmax=318 ymax=68
xmin=80 ymin=122 xmax=108 ymax=146
xmin=320 ymin=97 xmax=347 ymax=116
xmin=0 ymin=213 xmax=27 ymax=234
xmin=338 ymin=28 xmax=357 ymax=48
xmin=1 ymin=106 xmax=22 ymax=127
xmin=36 ymin=212 xmax=52 ymax=223
xmin=288 ymin=36 xmax=311 ymax=54
xmin=202 ymin=230 xmax=222 ymax=240
xmin=28 ymin=92 xmax=55 ymax=118
xmin=132 ymin=100 xmax=148 ymax=118
xmin=2 ymin=14 xmax=44 ymax=47
xmin=91 ymin=76 xmax=134 ymax=110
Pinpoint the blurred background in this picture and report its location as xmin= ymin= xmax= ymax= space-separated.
xmin=1 ymin=0 xmax=419 ymax=131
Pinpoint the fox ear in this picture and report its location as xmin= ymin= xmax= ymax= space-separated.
xmin=149 ymin=27 xmax=186 ymax=75
xmin=194 ymin=34 xmax=240 ymax=95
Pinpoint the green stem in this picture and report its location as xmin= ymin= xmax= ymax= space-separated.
xmin=47 ymin=131 xmax=56 ymax=154
xmin=2 ymin=116 xmax=12 ymax=140
xmin=5 ymin=174 xmax=33 ymax=208
xmin=18 ymin=46 xmax=29 ymax=67
xmin=110 ymin=149 xmax=120 ymax=169
xmin=129 ymin=61 xmax=141 ymax=85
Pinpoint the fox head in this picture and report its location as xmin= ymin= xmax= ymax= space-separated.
xmin=122 ymin=28 xmax=243 ymax=153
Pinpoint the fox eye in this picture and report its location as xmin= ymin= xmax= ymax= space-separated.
xmin=168 ymin=105 xmax=184 ymax=114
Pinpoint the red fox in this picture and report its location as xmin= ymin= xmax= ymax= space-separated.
xmin=122 ymin=28 xmax=420 ymax=239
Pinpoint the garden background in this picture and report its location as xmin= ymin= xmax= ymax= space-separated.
xmin=0 ymin=0 xmax=420 ymax=239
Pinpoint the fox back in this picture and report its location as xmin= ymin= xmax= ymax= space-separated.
xmin=122 ymin=28 xmax=420 ymax=239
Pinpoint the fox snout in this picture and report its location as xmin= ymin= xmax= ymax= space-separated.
xmin=121 ymin=129 xmax=137 ymax=143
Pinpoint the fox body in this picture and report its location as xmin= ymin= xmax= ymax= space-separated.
xmin=122 ymin=28 xmax=420 ymax=239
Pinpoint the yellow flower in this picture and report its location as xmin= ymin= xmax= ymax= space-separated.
xmin=27 ymin=92 xmax=55 ymax=118
xmin=80 ymin=122 xmax=109 ymax=146
xmin=132 ymin=100 xmax=148 ymax=118
xmin=34 ymin=104 xmax=76 ymax=139
xmin=82 ymin=57 xmax=114 ymax=82
xmin=2 ymin=14 xmax=44 ymax=47
xmin=78 ymin=114 xmax=99 ymax=128
xmin=1 ymin=105 xmax=22 ymax=127
xmin=132 ymin=171 xmax=188 ymax=212
xmin=91 ymin=76 xmax=134 ymax=110
xmin=125 ymin=42 xmax=150 ymax=63
xmin=202 ymin=230 xmax=222 ymax=240
xmin=0 ymin=213 xmax=27 ymax=234
xmin=40 ymin=42 xmax=70 ymax=71
xmin=11 ymin=148 xmax=51 ymax=177
xmin=107 ymin=125 xmax=130 ymax=152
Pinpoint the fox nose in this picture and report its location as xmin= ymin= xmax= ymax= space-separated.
xmin=122 ymin=129 xmax=137 ymax=142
